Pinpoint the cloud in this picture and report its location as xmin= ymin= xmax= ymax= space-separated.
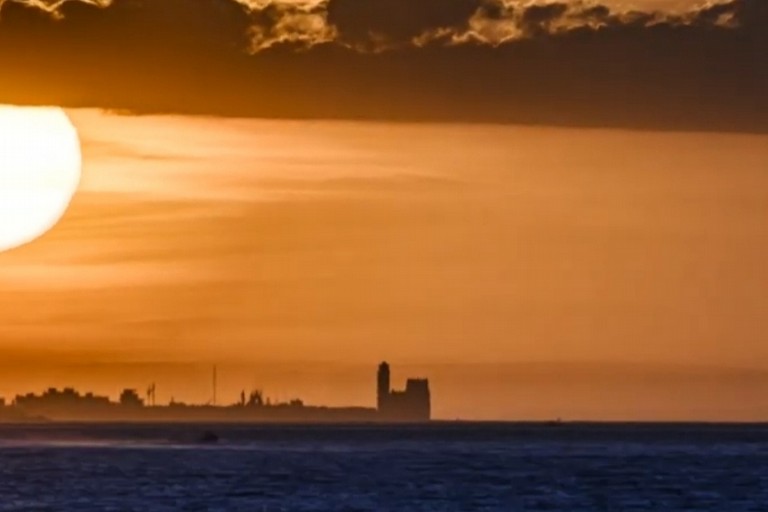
xmin=1 ymin=0 xmax=252 ymax=53
xmin=1 ymin=0 xmax=759 ymax=48
xmin=248 ymin=2 xmax=335 ymax=50
xmin=0 ymin=0 xmax=765 ymax=131
xmin=520 ymin=2 xmax=569 ymax=34
xmin=326 ymin=0 xmax=480 ymax=48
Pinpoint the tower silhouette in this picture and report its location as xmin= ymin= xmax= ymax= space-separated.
xmin=377 ymin=361 xmax=390 ymax=411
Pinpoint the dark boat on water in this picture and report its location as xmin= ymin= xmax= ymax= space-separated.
xmin=198 ymin=431 xmax=219 ymax=443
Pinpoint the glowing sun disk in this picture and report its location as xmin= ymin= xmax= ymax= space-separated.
xmin=0 ymin=105 xmax=81 ymax=252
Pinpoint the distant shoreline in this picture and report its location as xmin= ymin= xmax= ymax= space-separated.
xmin=1 ymin=419 xmax=768 ymax=426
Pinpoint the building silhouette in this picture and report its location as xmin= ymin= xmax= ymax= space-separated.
xmin=119 ymin=389 xmax=144 ymax=407
xmin=376 ymin=361 xmax=431 ymax=421
xmin=0 ymin=362 xmax=432 ymax=423
xmin=13 ymin=387 xmax=111 ymax=419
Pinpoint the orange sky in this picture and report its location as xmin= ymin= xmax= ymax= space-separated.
xmin=1 ymin=110 xmax=768 ymax=419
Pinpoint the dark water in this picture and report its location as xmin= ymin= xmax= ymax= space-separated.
xmin=0 ymin=423 xmax=767 ymax=511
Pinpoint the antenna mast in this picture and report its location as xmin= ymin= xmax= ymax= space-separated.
xmin=146 ymin=383 xmax=156 ymax=407
xmin=213 ymin=365 xmax=217 ymax=406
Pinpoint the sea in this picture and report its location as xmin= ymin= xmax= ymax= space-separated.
xmin=0 ymin=422 xmax=766 ymax=511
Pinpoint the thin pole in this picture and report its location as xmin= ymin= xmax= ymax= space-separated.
xmin=213 ymin=365 xmax=217 ymax=406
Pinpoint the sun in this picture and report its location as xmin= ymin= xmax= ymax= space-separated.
xmin=0 ymin=105 xmax=82 ymax=252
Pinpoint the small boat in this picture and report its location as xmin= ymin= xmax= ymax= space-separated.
xmin=198 ymin=430 xmax=219 ymax=443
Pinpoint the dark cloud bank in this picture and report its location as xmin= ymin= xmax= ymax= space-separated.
xmin=0 ymin=0 xmax=766 ymax=132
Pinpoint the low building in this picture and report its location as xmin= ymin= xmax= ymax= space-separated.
xmin=13 ymin=387 xmax=112 ymax=420
xmin=119 ymin=389 xmax=144 ymax=407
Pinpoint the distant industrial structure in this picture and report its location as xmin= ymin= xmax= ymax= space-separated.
xmin=0 ymin=362 xmax=431 ymax=423
xmin=377 ymin=362 xmax=431 ymax=421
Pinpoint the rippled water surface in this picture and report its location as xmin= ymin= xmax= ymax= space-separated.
xmin=0 ymin=423 xmax=767 ymax=511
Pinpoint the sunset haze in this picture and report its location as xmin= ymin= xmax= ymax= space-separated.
xmin=0 ymin=0 xmax=767 ymax=420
